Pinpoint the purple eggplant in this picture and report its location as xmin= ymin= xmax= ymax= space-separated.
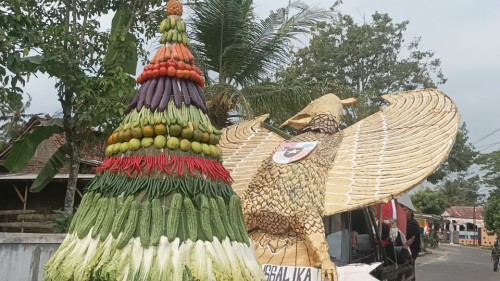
xmin=151 ymin=77 xmax=165 ymax=110
xmin=172 ymin=78 xmax=182 ymax=107
xmin=158 ymin=78 xmax=173 ymax=111
xmin=136 ymin=79 xmax=152 ymax=111
xmin=125 ymin=91 xmax=139 ymax=114
xmin=194 ymin=84 xmax=208 ymax=113
xmin=144 ymin=78 xmax=158 ymax=108
xmin=180 ymin=79 xmax=191 ymax=105
xmin=186 ymin=81 xmax=203 ymax=109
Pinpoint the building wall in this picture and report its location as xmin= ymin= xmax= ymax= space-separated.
xmin=458 ymin=230 xmax=479 ymax=245
xmin=0 ymin=233 xmax=65 ymax=281
xmin=480 ymin=228 xmax=497 ymax=246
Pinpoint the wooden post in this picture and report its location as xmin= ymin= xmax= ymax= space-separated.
xmin=13 ymin=184 xmax=28 ymax=233
xmin=76 ymin=188 xmax=83 ymax=198
xmin=23 ymin=184 xmax=28 ymax=233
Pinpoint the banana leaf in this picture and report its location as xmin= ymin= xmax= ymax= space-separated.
xmin=4 ymin=119 xmax=64 ymax=172
xmin=103 ymin=8 xmax=138 ymax=75
xmin=30 ymin=143 xmax=70 ymax=193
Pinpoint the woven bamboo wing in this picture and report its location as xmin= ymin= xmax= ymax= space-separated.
xmin=219 ymin=114 xmax=285 ymax=195
xmin=324 ymin=89 xmax=460 ymax=215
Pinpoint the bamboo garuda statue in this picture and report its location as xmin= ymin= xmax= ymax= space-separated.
xmin=219 ymin=89 xmax=460 ymax=281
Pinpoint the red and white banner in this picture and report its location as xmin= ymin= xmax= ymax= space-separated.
xmin=375 ymin=199 xmax=408 ymax=237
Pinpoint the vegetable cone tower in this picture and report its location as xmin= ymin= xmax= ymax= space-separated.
xmin=43 ymin=1 xmax=265 ymax=280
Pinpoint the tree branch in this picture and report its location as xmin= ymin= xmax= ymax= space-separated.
xmin=125 ymin=0 xmax=141 ymax=32
xmin=64 ymin=0 xmax=70 ymax=50
xmin=72 ymin=0 xmax=77 ymax=38
xmin=78 ymin=0 xmax=93 ymax=61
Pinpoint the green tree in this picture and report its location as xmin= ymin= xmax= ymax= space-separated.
xmin=2 ymin=0 xmax=165 ymax=213
xmin=0 ymin=1 xmax=45 ymax=148
xmin=428 ymin=123 xmax=479 ymax=184
xmin=477 ymin=149 xmax=500 ymax=235
xmin=477 ymin=150 xmax=500 ymax=190
xmin=188 ymin=0 xmax=329 ymax=127
xmin=0 ymin=95 xmax=32 ymax=148
xmin=272 ymin=4 xmax=446 ymax=126
xmin=438 ymin=173 xmax=483 ymax=206
xmin=484 ymin=196 xmax=500 ymax=235
xmin=411 ymin=188 xmax=450 ymax=215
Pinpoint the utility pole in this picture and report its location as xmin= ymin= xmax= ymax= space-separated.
xmin=473 ymin=202 xmax=476 ymax=245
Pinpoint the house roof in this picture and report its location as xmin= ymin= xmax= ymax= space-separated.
xmin=0 ymin=115 xmax=105 ymax=166
xmin=0 ymin=115 xmax=48 ymax=160
xmin=443 ymin=206 xmax=484 ymax=220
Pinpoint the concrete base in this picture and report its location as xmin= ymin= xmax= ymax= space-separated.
xmin=0 ymin=233 xmax=65 ymax=281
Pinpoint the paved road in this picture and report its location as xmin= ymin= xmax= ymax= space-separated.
xmin=416 ymin=244 xmax=497 ymax=281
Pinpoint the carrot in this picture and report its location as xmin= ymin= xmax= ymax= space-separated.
xmin=172 ymin=44 xmax=180 ymax=60
xmin=184 ymin=45 xmax=195 ymax=62
xmin=158 ymin=46 xmax=167 ymax=63
xmin=151 ymin=48 xmax=161 ymax=64
xmin=175 ymin=43 xmax=184 ymax=62
xmin=180 ymin=44 xmax=190 ymax=63
xmin=164 ymin=45 xmax=172 ymax=61
xmin=150 ymin=52 xmax=158 ymax=64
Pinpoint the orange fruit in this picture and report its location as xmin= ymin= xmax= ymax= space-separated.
xmin=142 ymin=125 xmax=154 ymax=137
xmin=154 ymin=124 xmax=167 ymax=135
xmin=201 ymin=132 xmax=210 ymax=143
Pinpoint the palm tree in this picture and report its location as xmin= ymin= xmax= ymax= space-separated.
xmin=188 ymin=0 xmax=330 ymax=127
xmin=0 ymin=95 xmax=33 ymax=147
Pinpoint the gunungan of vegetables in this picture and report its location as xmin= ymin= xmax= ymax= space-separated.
xmin=42 ymin=0 xmax=265 ymax=280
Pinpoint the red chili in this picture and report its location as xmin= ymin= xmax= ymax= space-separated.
xmin=110 ymin=157 xmax=123 ymax=173
xmin=145 ymin=156 xmax=153 ymax=175
xmin=186 ymin=156 xmax=196 ymax=175
xmin=177 ymin=156 xmax=185 ymax=176
xmin=133 ymin=156 xmax=143 ymax=175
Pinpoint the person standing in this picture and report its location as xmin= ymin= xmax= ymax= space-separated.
xmin=492 ymin=243 xmax=500 ymax=272
xmin=397 ymin=193 xmax=421 ymax=262
xmin=381 ymin=223 xmax=414 ymax=265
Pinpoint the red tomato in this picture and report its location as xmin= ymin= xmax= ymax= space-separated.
xmin=189 ymin=70 xmax=197 ymax=80
xmin=147 ymin=70 xmax=155 ymax=79
xmin=152 ymin=64 xmax=160 ymax=70
xmin=144 ymin=65 xmax=150 ymax=71
xmin=137 ymin=75 xmax=144 ymax=84
xmin=176 ymin=69 xmax=184 ymax=79
xmin=152 ymin=69 xmax=160 ymax=78
xmin=183 ymin=70 xmax=191 ymax=79
xmin=194 ymin=66 xmax=202 ymax=75
xmin=185 ymin=64 xmax=192 ymax=71
xmin=159 ymin=67 xmax=167 ymax=77
xmin=167 ymin=60 xmax=177 ymax=67
xmin=167 ymin=66 xmax=176 ymax=77
xmin=159 ymin=62 xmax=167 ymax=68
xmin=177 ymin=61 xmax=186 ymax=70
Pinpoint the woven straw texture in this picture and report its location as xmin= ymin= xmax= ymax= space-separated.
xmin=220 ymin=89 xmax=460 ymax=216
xmin=219 ymin=114 xmax=284 ymax=195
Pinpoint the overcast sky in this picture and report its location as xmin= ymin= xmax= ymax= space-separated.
xmin=24 ymin=0 xmax=500 ymax=153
